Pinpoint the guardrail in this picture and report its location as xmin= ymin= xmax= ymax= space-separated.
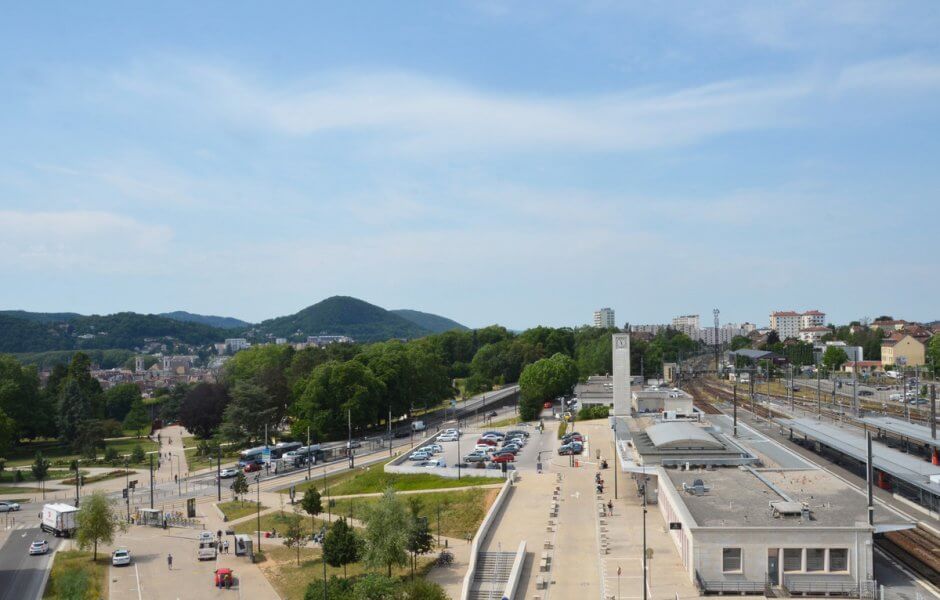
xmin=783 ymin=576 xmax=875 ymax=598
xmin=460 ymin=478 xmax=515 ymax=600
xmin=502 ymin=540 xmax=527 ymax=600
xmin=694 ymin=570 xmax=765 ymax=595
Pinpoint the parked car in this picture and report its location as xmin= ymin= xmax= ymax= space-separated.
xmin=859 ymin=390 xmax=874 ymax=397
xmin=111 ymin=548 xmax=132 ymax=566
xmin=493 ymin=449 xmax=517 ymax=458
xmin=422 ymin=459 xmax=447 ymax=468
xmin=543 ymin=401 xmax=553 ymax=409
xmin=29 ymin=540 xmax=49 ymax=555
xmin=394 ymin=430 xmax=410 ymax=438
xmin=506 ymin=430 xmax=530 ymax=438
xmin=486 ymin=410 xmax=498 ymax=418
xmin=558 ymin=444 xmax=582 ymax=456
xmin=425 ymin=444 xmax=443 ymax=454
xmin=346 ymin=440 xmax=362 ymax=449
xmin=243 ymin=462 xmax=262 ymax=473
xmin=437 ymin=433 xmax=458 ymax=442
xmin=219 ymin=468 xmax=238 ymax=479
xmin=491 ymin=453 xmax=515 ymax=464
xmin=473 ymin=444 xmax=497 ymax=454
xmin=0 ymin=501 xmax=20 ymax=512
xmin=476 ymin=438 xmax=498 ymax=446
xmin=409 ymin=451 xmax=432 ymax=461
xmin=482 ymin=431 xmax=505 ymax=439
xmin=463 ymin=453 xmax=488 ymax=463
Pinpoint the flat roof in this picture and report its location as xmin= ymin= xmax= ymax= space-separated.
xmin=781 ymin=418 xmax=940 ymax=496
xmin=627 ymin=416 xmax=757 ymax=466
xmin=862 ymin=416 xmax=940 ymax=449
xmin=664 ymin=467 xmax=871 ymax=528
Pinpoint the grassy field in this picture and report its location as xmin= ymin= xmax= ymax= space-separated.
xmin=60 ymin=469 xmax=134 ymax=486
xmin=42 ymin=550 xmax=109 ymax=600
xmin=232 ymin=510 xmax=330 ymax=537
xmin=0 ymin=469 xmax=75 ymax=484
xmin=487 ymin=415 xmax=522 ymax=427
xmin=218 ymin=500 xmax=267 ymax=521
xmin=4 ymin=437 xmax=158 ymax=468
xmin=331 ymin=487 xmax=497 ymax=540
xmin=287 ymin=460 xmax=496 ymax=497
xmin=0 ymin=485 xmax=44 ymax=495
xmin=256 ymin=544 xmax=434 ymax=600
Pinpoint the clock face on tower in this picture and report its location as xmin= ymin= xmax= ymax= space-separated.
xmin=616 ymin=338 xmax=626 ymax=348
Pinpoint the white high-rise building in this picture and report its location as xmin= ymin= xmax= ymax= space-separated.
xmin=770 ymin=310 xmax=826 ymax=340
xmin=612 ymin=333 xmax=631 ymax=416
xmin=594 ymin=307 xmax=616 ymax=329
xmin=671 ymin=314 xmax=701 ymax=338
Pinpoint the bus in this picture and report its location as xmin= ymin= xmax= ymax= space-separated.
xmin=282 ymin=445 xmax=323 ymax=466
xmin=237 ymin=446 xmax=265 ymax=467
xmin=270 ymin=441 xmax=302 ymax=459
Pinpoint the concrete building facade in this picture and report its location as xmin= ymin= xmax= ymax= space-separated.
xmin=881 ymin=333 xmax=927 ymax=367
xmin=612 ymin=333 xmax=631 ymax=416
xmin=594 ymin=307 xmax=616 ymax=329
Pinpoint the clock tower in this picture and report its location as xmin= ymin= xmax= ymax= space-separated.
xmin=612 ymin=333 xmax=631 ymax=416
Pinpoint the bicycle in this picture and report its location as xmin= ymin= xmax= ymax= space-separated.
xmin=436 ymin=550 xmax=454 ymax=566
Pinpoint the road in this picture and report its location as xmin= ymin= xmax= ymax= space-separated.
xmin=0 ymin=523 xmax=61 ymax=600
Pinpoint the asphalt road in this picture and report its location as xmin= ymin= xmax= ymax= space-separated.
xmin=0 ymin=525 xmax=61 ymax=600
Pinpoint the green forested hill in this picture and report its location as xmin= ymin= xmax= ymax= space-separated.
xmin=391 ymin=309 xmax=468 ymax=333
xmin=254 ymin=296 xmax=431 ymax=342
xmin=159 ymin=311 xmax=250 ymax=330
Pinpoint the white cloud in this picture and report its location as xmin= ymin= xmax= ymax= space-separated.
xmin=0 ymin=210 xmax=172 ymax=272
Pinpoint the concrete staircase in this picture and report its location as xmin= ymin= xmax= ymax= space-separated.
xmin=468 ymin=551 xmax=516 ymax=600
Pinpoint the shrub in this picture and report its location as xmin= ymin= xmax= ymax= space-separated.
xmin=304 ymin=576 xmax=352 ymax=600
xmin=557 ymin=420 xmax=567 ymax=440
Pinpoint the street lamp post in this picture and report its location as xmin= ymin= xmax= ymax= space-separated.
xmin=175 ymin=455 xmax=181 ymax=495
xmin=641 ymin=477 xmax=648 ymax=600
xmin=125 ymin=459 xmax=130 ymax=521
xmin=256 ymin=474 xmax=262 ymax=552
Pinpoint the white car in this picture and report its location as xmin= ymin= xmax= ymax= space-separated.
xmin=409 ymin=451 xmax=432 ymax=461
xmin=219 ymin=468 xmax=238 ymax=479
xmin=425 ymin=444 xmax=443 ymax=454
xmin=437 ymin=433 xmax=458 ymax=442
xmin=473 ymin=444 xmax=496 ymax=454
xmin=29 ymin=540 xmax=49 ymax=555
xmin=112 ymin=548 xmax=132 ymax=566
xmin=423 ymin=459 xmax=447 ymax=468
xmin=0 ymin=501 xmax=20 ymax=512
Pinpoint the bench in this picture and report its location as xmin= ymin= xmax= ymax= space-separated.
xmin=540 ymin=558 xmax=550 ymax=572
xmin=537 ymin=576 xmax=547 ymax=589
xmin=543 ymin=540 xmax=553 ymax=550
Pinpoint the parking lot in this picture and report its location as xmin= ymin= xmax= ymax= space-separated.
xmin=402 ymin=420 xmax=592 ymax=476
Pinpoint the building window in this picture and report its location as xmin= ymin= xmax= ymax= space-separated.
xmin=806 ymin=548 xmax=825 ymax=572
xmin=722 ymin=548 xmax=742 ymax=573
xmin=829 ymin=549 xmax=848 ymax=572
xmin=783 ymin=548 xmax=803 ymax=572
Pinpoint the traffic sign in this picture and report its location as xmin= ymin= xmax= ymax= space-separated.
xmin=262 ymin=447 xmax=271 ymax=464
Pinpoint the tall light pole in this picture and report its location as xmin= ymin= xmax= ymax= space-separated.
xmin=124 ymin=458 xmax=130 ymax=521
xmin=174 ymin=455 xmax=181 ymax=496
xmin=256 ymin=473 xmax=262 ymax=551
xmin=348 ymin=409 xmax=355 ymax=468
xmin=149 ymin=454 xmax=154 ymax=509
xmin=307 ymin=426 xmax=312 ymax=480
xmin=641 ymin=477 xmax=648 ymax=600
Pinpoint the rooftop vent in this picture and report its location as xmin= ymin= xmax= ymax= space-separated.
xmin=770 ymin=501 xmax=811 ymax=519
xmin=682 ymin=478 xmax=711 ymax=495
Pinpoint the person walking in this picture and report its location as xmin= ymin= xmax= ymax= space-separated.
xmin=607 ymin=499 xmax=613 ymax=516
xmin=167 ymin=553 xmax=173 ymax=570
xmin=224 ymin=539 xmax=229 ymax=554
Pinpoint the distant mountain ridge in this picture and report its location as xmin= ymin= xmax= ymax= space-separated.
xmin=0 ymin=297 xmax=464 ymax=352
xmin=159 ymin=311 xmax=250 ymax=330
xmin=391 ymin=309 xmax=467 ymax=333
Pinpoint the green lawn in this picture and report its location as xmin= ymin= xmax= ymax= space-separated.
xmin=287 ymin=460 xmax=496 ymax=497
xmin=232 ymin=510 xmax=330 ymax=537
xmin=331 ymin=487 xmax=496 ymax=540
xmin=218 ymin=500 xmax=266 ymax=521
xmin=42 ymin=550 xmax=109 ymax=600
xmin=60 ymin=469 xmax=134 ymax=486
xmin=487 ymin=415 xmax=522 ymax=427
xmin=0 ymin=485 xmax=44 ymax=495
xmin=0 ymin=469 xmax=75 ymax=484
xmin=4 ymin=437 xmax=158 ymax=468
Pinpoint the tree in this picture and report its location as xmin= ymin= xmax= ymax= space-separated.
xmin=301 ymin=487 xmax=323 ymax=535
xmin=75 ymin=491 xmax=126 ymax=560
xmin=352 ymin=573 xmax=397 ymax=600
xmin=405 ymin=501 xmax=433 ymax=579
xmin=73 ymin=420 xmax=107 ymax=458
xmin=231 ymin=472 xmax=249 ymax=502
xmin=518 ymin=353 xmax=579 ymax=420
xmin=178 ymin=383 xmax=230 ymax=439
xmin=57 ymin=379 xmax=92 ymax=444
xmin=31 ymin=452 xmax=50 ymax=499
xmin=362 ymin=488 xmax=408 ymax=577
xmin=929 ymin=336 xmax=940 ymax=377
xmin=0 ymin=410 xmax=13 ymax=455
xmin=399 ymin=579 xmax=448 ymax=600
xmin=103 ymin=383 xmax=141 ymax=422
xmin=131 ymin=444 xmax=146 ymax=464
xmin=294 ymin=361 xmax=385 ymax=441
xmin=730 ymin=335 xmax=752 ymax=351
xmin=323 ymin=516 xmax=360 ymax=579
xmin=822 ymin=346 xmax=849 ymax=372
xmin=219 ymin=380 xmax=273 ymax=444
xmin=282 ymin=511 xmax=306 ymax=565
xmin=123 ymin=397 xmax=149 ymax=438
xmin=0 ymin=457 xmax=6 ymax=480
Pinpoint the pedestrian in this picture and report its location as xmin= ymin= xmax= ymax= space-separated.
xmin=167 ymin=553 xmax=173 ymax=570
xmin=224 ymin=540 xmax=229 ymax=554
xmin=163 ymin=516 xmax=167 ymax=529
xmin=607 ymin=499 xmax=613 ymax=515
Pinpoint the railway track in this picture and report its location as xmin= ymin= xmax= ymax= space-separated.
xmin=877 ymin=525 xmax=940 ymax=588
xmin=686 ymin=376 xmax=940 ymax=589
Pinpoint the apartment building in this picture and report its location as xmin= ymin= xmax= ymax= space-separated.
xmin=594 ymin=307 xmax=616 ymax=329
xmin=770 ymin=310 xmax=825 ymax=340
xmin=672 ymin=314 xmax=701 ymax=338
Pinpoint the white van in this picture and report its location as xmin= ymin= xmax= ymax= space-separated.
xmin=411 ymin=421 xmax=427 ymax=432
xmin=197 ymin=531 xmax=218 ymax=560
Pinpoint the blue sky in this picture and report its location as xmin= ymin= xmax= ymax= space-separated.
xmin=1 ymin=2 xmax=938 ymax=330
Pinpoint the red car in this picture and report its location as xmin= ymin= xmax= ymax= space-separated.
xmin=491 ymin=453 xmax=515 ymax=463
xmin=243 ymin=462 xmax=262 ymax=473
xmin=543 ymin=401 xmax=553 ymax=409
xmin=476 ymin=438 xmax=498 ymax=446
